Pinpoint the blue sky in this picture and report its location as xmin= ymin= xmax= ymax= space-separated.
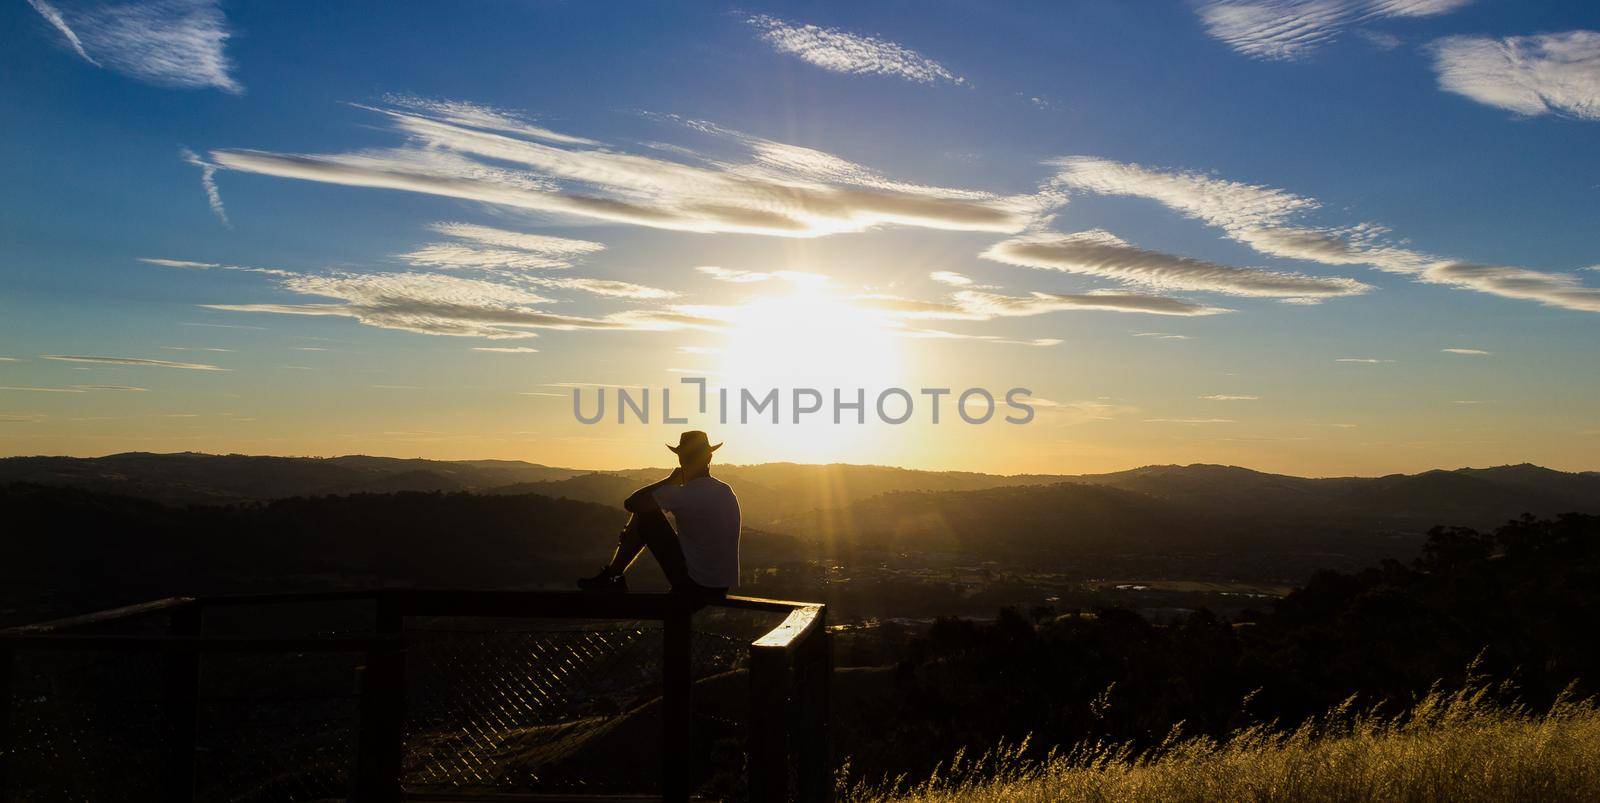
xmin=2 ymin=0 xmax=1597 ymax=474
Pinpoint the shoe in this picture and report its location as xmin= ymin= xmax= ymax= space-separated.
xmin=577 ymin=568 xmax=628 ymax=592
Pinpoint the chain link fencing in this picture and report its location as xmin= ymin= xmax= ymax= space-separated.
xmin=2 ymin=598 xmax=785 ymax=802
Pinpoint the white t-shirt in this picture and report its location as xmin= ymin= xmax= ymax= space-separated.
xmin=653 ymin=476 xmax=741 ymax=589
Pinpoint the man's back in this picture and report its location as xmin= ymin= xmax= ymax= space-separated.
xmin=653 ymin=476 xmax=740 ymax=589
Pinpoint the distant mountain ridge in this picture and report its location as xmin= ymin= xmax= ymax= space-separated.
xmin=0 ymin=453 xmax=1595 ymax=533
xmin=0 ymin=452 xmax=583 ymax=504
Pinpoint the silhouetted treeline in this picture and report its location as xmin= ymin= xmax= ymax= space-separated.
xmin=0 ymin=483 xmax=626 ymax=621
xmin=838 ymin=513 xmax=1600 ymax=782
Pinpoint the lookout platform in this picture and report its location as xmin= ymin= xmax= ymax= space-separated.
xmin=0 ymin=589 xmax=832 ymax=802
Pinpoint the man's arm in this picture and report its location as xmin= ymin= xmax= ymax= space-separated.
xmin=624 ymin=468 xmax=683 ymax=513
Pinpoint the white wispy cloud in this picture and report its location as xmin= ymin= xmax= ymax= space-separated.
xmin=203 ymin=271 xmax=718 ymax=339
xmin=1200 ymin=394 xmax=1260 ymax=400
xmin=209 ymin=99 xmax=1036 ymax=238
xmin=140 ymin=257 xmax=292 ymax=280
xmin=380 ymin=95 xmax=598 ymax=146
xmin=400 ymin=244 xmax=576 ymax=271
xmin=1442 ymin=347 xmax=1491 ymax=355
xmin=1134 ymin=332 xmax=1191 ymax=340
xmin=141 ymin=257 xmax=220 ymax=269
xmin=855 ymin=288 xmax=1232 ymax=320
xmin=40 ymin=354 xmax=227 ymax=370
xmin=1197 ymin=0 xmax=1472 ymax=61
xmin=929 ymin=271 xmax=974 ymax=286
xmin=26 ymin=0 xmax=241 ymax=92
xmin=393 ymin=223 xmax=674 ymax=298
xmin=428 ymin=222 xmax=604 ymax=257
xmin=1430 ymin=31 xmax=1600 ymax=120
xmin=74 ymin=384 xmax=149 ymax=391
xmin=400 ymin=222 xmax=605 ymax=271
xmin=26 ymin=0 xmax=96 ymax=63
xmin=520 ymin=275 xmax=678 ymax=300
xmin=180 ymin=147 xmax=230 ymax=226
xmin=0 ymin=357 xmax=21 ymax=362
xmin=1050 ymin=156 xmax=1600 ymax=312
xmin=745 ymin=14 xmax=964 ymax=85
xmin=1336 ymin=357 xmax=1396 ymax=363
xmin=982 ymin=229 xmax=1371 ymax=301
xmin=889 ymin=327 xmax=1062 ymax=347
xmin=697 ymin=266 xmax=771 ymax=283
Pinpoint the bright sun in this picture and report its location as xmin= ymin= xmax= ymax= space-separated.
xmin=719 ymin=286 xmax=901 ymax=388
xmin=715 ymin=284 xmax=905 ymax=460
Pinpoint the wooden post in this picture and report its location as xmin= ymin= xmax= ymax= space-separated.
xmin=748 ymin=646 xmax=790 ymax=802
xmin=161 ymin=604 xmax=202 ymax=802
xmin=795 ymin=612 xmax=833 ymax=803
xmin=662 ymin=603 xmax=693 ymax=803
xmin=353 ymin=593 xmax=405 ymax=802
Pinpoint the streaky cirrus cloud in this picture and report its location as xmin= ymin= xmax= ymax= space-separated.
xmin=40 ymin=354 xmax=227 ymax=370
xmin=929 ymin=271 xmax=974 ymax=286
xmin=1200 ymin=394 xmax=1260 ymax=400
xmin=745 ymin=14 xmax=964 ymax=85
xmin=888 ymin=326 xmax=1062 ymax=347
xmin=203 ymin=271 xmax=716 ymax=339
xmin=393 ymin=222 xmax=672 ymax=299
xmin=1336 ymin=357 xmax=1396 ymax=363
xmin=380 ymin=96 xmax=598 ymax=146
xmin=139 ymin=257 xmax=220 ymax=269
xmin=1442 ymin=347 xmax=1491 ymax=355
xmin=428 ymin=223 xmax=604 ymax=258
xmin=697 ymin=266 xmax=772 ymax=283
xmin=1430 ymin=31 xmax=1600 ymax=120
xmin=399 ymin=222 xmax=605 ymax=272
xmin=208 ymin=99 xmax=1038 ymax=238
xmin=981 ymin=229 xmax=1371 ymax=301
xmin=1197 ymin=0 xmax=1472 ymax=61
xmin=180 ymin=147 xmax=229 ymax=226
xmin=853 ymin=285 xmax=1231 ymax=319
xmin=472 ymin=346 xmax=540 ymax=354
xmin=25 ymin=0 xmax=241 ymax=92
xmin=1050 ymin=157 xmax=1600 ymax=312
xmin=26 ymin=0 xmax=96 ymax=63
xmin=519 ymin=275 xmax=678 ymax=300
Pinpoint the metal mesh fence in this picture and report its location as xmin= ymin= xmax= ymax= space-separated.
xmin=400 ymin=606 xmax=781 ymax=796
xmin=194 ymin=651 xmax=360 ymax=802
xmin=2 ymin=600 xmax=787 ymax=801
xmin=5 ymin=650 xmax=169 ymax=802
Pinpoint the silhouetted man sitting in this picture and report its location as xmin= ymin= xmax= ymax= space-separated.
xmin=578 ymin=431 xmax=740 ymax=603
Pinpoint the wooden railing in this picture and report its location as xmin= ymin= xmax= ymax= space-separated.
xmin=0 ymin=589 xmax=832 ymax=803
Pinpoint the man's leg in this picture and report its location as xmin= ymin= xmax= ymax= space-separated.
xmin=631 ymin=508 xmax=695 ymax=588
xmin=579 ymin=513 xmax=652 ymax=591
xmin=602 ymin=513 xmax=650 ymax=576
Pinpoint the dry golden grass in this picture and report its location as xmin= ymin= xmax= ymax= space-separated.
xmin=841 ymin=683 xmax=1600 ymax=802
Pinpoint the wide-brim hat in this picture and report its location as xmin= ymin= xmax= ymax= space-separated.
xmin=667 ymin=430 xmax=722 ymax=456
